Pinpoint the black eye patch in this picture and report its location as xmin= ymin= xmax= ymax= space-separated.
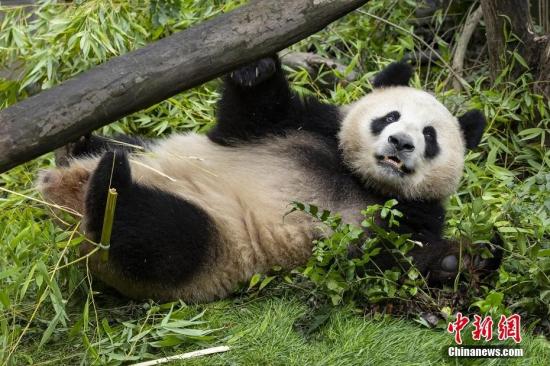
xmin=371 ymin=111 xmax=400 ymax=135
xmin=423 ymin=126 xmax=440 ymax=159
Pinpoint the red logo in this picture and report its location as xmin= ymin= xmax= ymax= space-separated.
xmin=472 ymin=315 xmax=494 ymax=341
xmin=497 ymin=314 xmax=522 ymax=343
xmin=447 ymin=312 xmax=470 ymax=344
xmin=448 ymin=314 xmax=522 ymax=344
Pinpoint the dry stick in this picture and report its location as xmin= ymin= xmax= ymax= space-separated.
xmin=280 ymin=51 xmax=359 ymax=82
xmin=99 ymin=188 xmax=117 ymax=262
xmin=129 ymin=346 xmax=230 ymax=366
xmin=452 ymin=6 xmax=484 ymax=91
xmin=0 ymin=186 xmax=82 ymax=217
xmin=54 ymin=246 xmax=100 ymax=271
xmin=84 ymin=258 xmax=102 ymax=363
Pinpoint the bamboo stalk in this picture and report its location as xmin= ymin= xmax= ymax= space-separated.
xmin=99 ymin=188 xmax=118 ymax=262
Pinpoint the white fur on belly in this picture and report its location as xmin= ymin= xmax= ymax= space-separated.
xmin=38 ymin=132 xmax=353 ymax=301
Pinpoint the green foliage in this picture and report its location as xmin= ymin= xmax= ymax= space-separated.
xmin=289 ymin=201 xmax=422 ymax=306
xmin=83 ymin=304 xmax=220 ymax=364
xmin=0 ymin=0 xmax=228 ymax=135
xmin=0 ymin=0 xmax=549 ymax=364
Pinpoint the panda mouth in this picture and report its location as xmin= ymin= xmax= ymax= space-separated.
xmin=376 ymin=155 xmax=413 ymax=175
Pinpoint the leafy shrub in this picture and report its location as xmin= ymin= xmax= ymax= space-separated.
xmin=290 ymin=187 xmax=548 ymax=333
xmin=289 ymin=201 xmax=422 ymax=306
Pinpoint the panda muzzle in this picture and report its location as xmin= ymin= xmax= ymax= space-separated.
xmin=376 ymin=154 xmax=414 ymax=174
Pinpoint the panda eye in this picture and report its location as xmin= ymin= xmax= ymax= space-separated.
xmin=423 ymin=126 xmax=436 ymax=140
xmin=423 ymin=126 xmax=440 ymax=159
xmin=385 ymin=111 xmax=400 ymax=123
xmin=371 ymin=111 xmax=400 ymax=135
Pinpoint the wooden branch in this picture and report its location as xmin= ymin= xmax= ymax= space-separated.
xmin=0 ymin=0 xmax=368 ymax=173
xmin=452 ymin=6 xmax=483 ymax=91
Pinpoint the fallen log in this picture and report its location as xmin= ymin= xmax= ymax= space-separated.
xmin=0 ymin=0 xmax=368 ymax=173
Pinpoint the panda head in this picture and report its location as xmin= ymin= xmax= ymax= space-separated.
xmin=338 ymin=62 xmax=486 ymax=201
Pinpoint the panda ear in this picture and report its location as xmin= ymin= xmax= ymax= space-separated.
xmin=458 ymin=110 xmax=486 ymax=150
xmin=372 ymin=61 xmax=413 ymax=88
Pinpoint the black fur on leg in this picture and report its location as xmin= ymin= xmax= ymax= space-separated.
xmin=410 ymin=238 xmax=503 ymax=285
xmin=209 ymin=55 xmax=294 ymax=144
xmin=353 ymin=234 xmax=501 ymax=286
xmin=210 ymin=55 xmax=342 ymax=145
xmin=461 ymin=237 xmax=503 ymax=276
xmin=85 ymin=151 xmax=216 ymax=286
xmin=407 ymin=239 xmax=462 ymax=284
xmin=84 ymin=150 xmax=136 ymax=242
xmin=348 ymin=237 xmax=460 ymax=284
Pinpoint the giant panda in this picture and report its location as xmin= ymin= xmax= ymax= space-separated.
xmin=37 ymin=56 xmax=495 ymax=302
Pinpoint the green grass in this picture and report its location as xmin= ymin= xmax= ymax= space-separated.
xmin=11 ymin=294 xmax=550 ymax=365
xmin=183 ymin=296 xmax=549 ymax=366
xmin=1 ymin=0 xmax=549 ymax=364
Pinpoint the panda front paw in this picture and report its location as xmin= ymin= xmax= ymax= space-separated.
xmin=53 ymin=135 xmax=91 ymax=166
xmin=54 ymin=134 xmax=111 ymax=166
xmin=229 ymin=57 xmax=278 ymax=88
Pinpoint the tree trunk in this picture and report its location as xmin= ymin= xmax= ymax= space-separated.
xmin=0 ymin=0 xmax=368 ymax=174
xmin=536 ymin=34 xmax=550 ymax=99
xmin=480 ymin=0 xmax=549 ymax=98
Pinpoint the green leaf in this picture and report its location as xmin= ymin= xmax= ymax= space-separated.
xmin=259 ymin=276 xmax=275 ymax=290
xmin=248 ymin=273 xmax=261 ymax=290
xmin=150 ymin=335 xmax=186 ymax=348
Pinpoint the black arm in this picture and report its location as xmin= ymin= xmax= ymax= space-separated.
xmin=55 ymin=133 xmax=152 ymax=166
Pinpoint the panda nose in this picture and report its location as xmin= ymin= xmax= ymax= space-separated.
xmin=388 ymin=133 xmax=415 ymax=152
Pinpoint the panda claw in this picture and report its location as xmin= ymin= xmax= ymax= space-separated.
xmin=229 ymin=57 xmax=278 ymax=88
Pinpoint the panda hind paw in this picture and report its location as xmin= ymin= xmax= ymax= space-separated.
xmin=428 ymin=241 xmax=503 ymax=285
xmin=229 ymin=57 xmax=278 ymax=88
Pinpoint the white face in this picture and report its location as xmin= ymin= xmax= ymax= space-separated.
xmin=338 ymin=87 xmax=466 ymax=200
